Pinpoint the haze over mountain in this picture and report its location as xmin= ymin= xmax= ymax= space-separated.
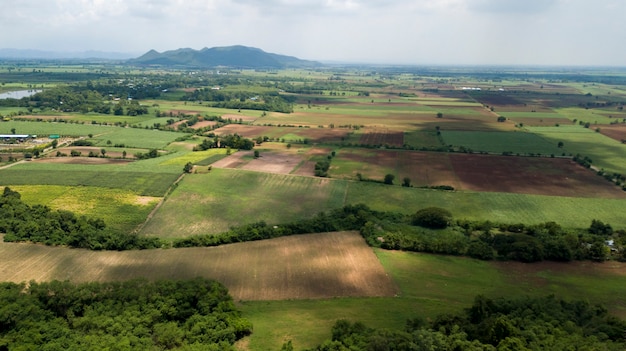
xmin=129 ymin=46 xmax=320 ymax=69
xmin=0 ymin=49 xmax=135 ymax=60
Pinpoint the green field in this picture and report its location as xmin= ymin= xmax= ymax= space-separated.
xmin=8 ymin=185 xmax=159 ymax=233
xmin=140 ymin=168 xmax=348 ymax=237
xmin=345 ymin=181 xmax=626 ymax=228
xmin=0 ymin=161 xmax=180 ymax=196
xmin=441 ymin=130 xmax=562 ymax=154
xmin=139 ymin=168 xmax=626 ymax=235
xmin=240 ymin=249 xmax=626 ymax=349
xmin=530 ymin=125 xmax=626 ymax=173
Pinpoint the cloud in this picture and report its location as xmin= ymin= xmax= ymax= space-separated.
xmin=0 ymin=0 xmax=624 ymax=65
xmin=466 ymin=0 xmax=557 ymax=14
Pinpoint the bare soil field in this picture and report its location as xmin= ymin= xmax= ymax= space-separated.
xmin=221 ymin=114 xmax=259 ymax=123
xmin=214 ymin=124 xmax=274 ymax=138
xmin=334 ymin=150 xmax=623 ymax=197
xmin=240 ymin=151 xmax=303 ymax=174
xmin=190 ymin=120 xmax=217 ymax=129
xmin=449 ymin=154 xmax=625 ymax=198
xmin=54 ymin=146 xmax=132 ymax=159
xmin=35 ymin=156 xmax=132 ymax=165
xmin=0 ymin=232 xmax=397 ymax=301
xmin=359 ymin=130 xmax=404 ymax=146
xmin=212 ymin=149 xmax=306 ymax=175
xmin=598 ymin=124 xmax=626 ymax=142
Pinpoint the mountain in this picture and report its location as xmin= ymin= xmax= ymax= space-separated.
xmin=0 ymin=49 xmax=135 ymax=60
xmin=129 ymin=45 xmax=320 ymax=68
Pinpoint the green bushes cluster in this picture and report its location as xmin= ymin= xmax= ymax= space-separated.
xmin=304 ymin=295 xmax=626 ymax=351
xmin=0 ymin=278 xmax=251 ymax=350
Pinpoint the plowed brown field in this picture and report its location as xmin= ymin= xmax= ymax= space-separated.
xmin=0 ymin=232 xmax=397 ymax=301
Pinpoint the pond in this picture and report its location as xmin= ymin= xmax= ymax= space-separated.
xmin=0 ymin=89 xmax=41 ymax=99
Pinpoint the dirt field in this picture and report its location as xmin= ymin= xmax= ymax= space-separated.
xmin=212 ymin=149 xmax=308 ymax=175
xmin=449 ymin=153 xmax=626 ymax=198
xmin=599 ymin=124 xmax=626 ymax=142
xmin=359 ymin=129 xmax=404 ymax=146
xmin=334 ymin=149 xmax=623 ymax=198
xmin=213 ymin=124 xmax=274 ymax=138
xmin=53 ymin=146 xmax=133 ymax=160
xmin=0 ymin=232 xmax=397 ymax=301
xmin=34 ymin=156 xmax=132 ymax=165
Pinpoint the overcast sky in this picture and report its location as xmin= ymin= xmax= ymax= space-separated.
xmin=0 ymin=0 xmax=624 ymax=66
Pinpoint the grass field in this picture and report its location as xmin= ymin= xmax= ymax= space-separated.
xmin=239 ymin=248 xmax=626 ymax=350
xmin=7 ymin=185 xmax=159 ymax=233
xmin=441 ymin=130 xmax=562 ymax=154
xmin=140 ymin=168 xmax=348 ymax=237
xmin=344 ymin=181 xmax=626 ymax=228
xmin=0 ymin=161 xmax=180 ymax=196
xmin=530 ymin=125 xmax=626 ymax=174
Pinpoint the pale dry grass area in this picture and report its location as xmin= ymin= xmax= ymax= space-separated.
xmin=0 ymin=232 xmax=397 ymax=301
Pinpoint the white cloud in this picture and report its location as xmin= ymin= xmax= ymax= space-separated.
xmin=0 ymin=0 xmax=624 ymax=65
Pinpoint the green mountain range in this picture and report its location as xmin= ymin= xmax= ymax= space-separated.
xmin=129 ymin=45 xmax=319 ymax=68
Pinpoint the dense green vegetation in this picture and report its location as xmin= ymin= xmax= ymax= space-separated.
xmin=304 ymin=295 xmax=626 ymax=351
xmin=0 ymin=278 xmax=251 ymax=350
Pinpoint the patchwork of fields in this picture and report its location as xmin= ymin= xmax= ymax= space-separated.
xmin=2 ymin=67 xmax=626 ymax=350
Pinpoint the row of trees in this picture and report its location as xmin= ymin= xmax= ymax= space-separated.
xmin=182 ymin=89 xmax=295 ymax=113
xmin=0 ymin=278 xmax=251 ymax=350
xmin=3 ymin=187 xmax=622 ymax=263
xmin=302 ymin=295 xmax=626 ymax=350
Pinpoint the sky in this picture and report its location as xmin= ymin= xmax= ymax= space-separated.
xmin=0 ymin=0 xmax=624 ymax=66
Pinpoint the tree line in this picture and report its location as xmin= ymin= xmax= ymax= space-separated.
xmin=298 ymin=295 xmax=626 ymax=351
xmin=3 ymin=187 xmax=623 ymax=263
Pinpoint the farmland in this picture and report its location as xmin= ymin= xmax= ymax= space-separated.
xmin=1 ymin=64 xmax=626 ymax=349
xmin=0 ymin=231 xmax=624 ymax=349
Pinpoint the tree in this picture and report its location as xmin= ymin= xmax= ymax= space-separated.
xmin=183 ymin=162 xmax=193 ymax=173
xmin=254 ymin=150 xmax=260 ymax=158
xmin=497 ymin=116 xmax=506 ymax=122
xmin=557 ymin=141 xmax=564 ymax=148
xmin=51 ymin=139 xmax=58 ymax=148
xmin=384 ymin=174 xmax=395 ymax=185
xmin=412 ymin=207 xmax=452 ymax=229
xmin=10 ymin=128 xmax=16 ymax=134
xmin=437 ymin=112 xmax=443 ymax=118
xmin=122 ymin=150 xmax=127 ymax=159
xmin=100 ymin=148 xmax=106 ymax=157
xmin=402 ymin=177 xmax=411 ymax=187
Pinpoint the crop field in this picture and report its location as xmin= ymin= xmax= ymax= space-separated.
xmin=8 ymin=185 xmax=159 ymax=233
xmin=0 ymin=161 xmax=180 ymax=196
xmin=0 ymin=231 xmax=395 ymax=300
xmin=3 ymin=66 xmax=626 ymax=350
xmin=1 ymin=227 xmax=624 ymax=350
xmin=530 ymin=126 xmax=626 ymax=173
xmin=344 ymin=181 xmax=626 ymax=228
xmin=240 ymin=249 xmax=626 ymax=350
xmin=441 ymin=130 xmax=562 ymax=154
xmin=15 ymin=113 xmax=157 ymax=125
xmin=448 ymin=153 xmax=625 ymax=198
xmin=140 ymin=168 xmax=348 ymax=237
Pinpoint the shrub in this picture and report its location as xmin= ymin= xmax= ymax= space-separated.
xmin=411 ymin=207 xmax=452 ymax=229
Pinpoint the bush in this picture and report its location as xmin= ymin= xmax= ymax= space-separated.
xmin=411 ymin=207 xmax=452 ymax=229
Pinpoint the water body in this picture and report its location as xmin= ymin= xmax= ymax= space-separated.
xmin=0 ymin=89 xmax=41 ymax=99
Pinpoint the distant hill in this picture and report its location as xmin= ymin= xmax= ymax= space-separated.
xmin=129 ymin=45 xmax=320 ymax=69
